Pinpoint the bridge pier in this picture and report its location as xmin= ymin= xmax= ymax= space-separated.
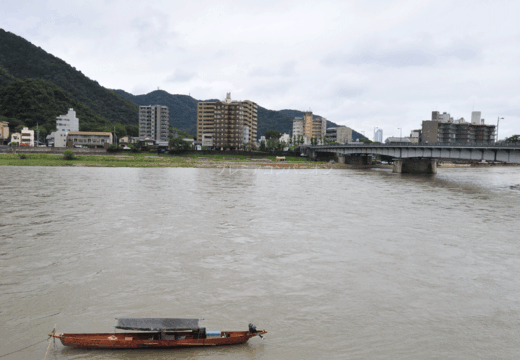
xmin=336 ymin=154 xmax=345 ymax=164
xmin=344 ymin=154 xmax=371 ymax=165
xmin=393 ymin=158 xmax=437 ymax=174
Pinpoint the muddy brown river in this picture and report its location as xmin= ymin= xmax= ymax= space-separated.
xmin=1 ymin=166 xmax=519 ymax=359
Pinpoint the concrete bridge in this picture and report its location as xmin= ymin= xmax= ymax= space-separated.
xmin=304 ymin=143 xmax=520 ymax=174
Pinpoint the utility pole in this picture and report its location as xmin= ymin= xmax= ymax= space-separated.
xmin=496 ymin=117 xmax=503 ymax=142
xmin=36 ymin=123 xmax=39 ymax=147
xmin=398 ymin=127 xmax=402 ymax=142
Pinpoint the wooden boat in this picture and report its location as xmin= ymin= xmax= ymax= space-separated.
xmin=49 ymin=318 xmax=266 ymax=349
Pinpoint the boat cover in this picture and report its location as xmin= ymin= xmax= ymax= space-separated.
xmin=115 ymin=318 xmax=200 ymax=331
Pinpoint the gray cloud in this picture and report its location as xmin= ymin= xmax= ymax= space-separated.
xmin=248 ymin=61 xmax=297 ymax=77
xmin=166 ymin=69 xmax=197 ymax=82
xmin=323 ymin=37 xmax=481 ymax=68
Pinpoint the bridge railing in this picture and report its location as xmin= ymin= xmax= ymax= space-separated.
xmin=308 ymin=142 xmax=520 ymax=149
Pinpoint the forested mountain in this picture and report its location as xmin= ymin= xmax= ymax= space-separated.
xmin=0 ymin=29 xmax=138 ymax=125
xmin=113 ymin=89 xmax=200 ymax=135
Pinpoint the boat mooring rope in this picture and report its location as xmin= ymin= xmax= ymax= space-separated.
xmin=0 ymin=338 xmax=49 ymax=358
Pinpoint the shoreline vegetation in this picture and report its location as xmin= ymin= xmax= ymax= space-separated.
xmin=0 ymin=153 xmax=516 ymax=169
xmin=0 ymin=153 xmax=342 ymax=168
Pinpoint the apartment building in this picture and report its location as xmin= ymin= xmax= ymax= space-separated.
xmin=139 ymin=105 xmax=169 ymax=145
xmin=0 ymin=121 xmax=9 ymax=145
xmin=52 ymin=108 xmax=80 ymax=147
xmin=422 ymin=111 xmax=495 ymax=143
xmin=292 ymin=111 xmax=327 ymax=144
xmin=196 ymin=93 xmax=258 ymax=150
xmin=326 ymin=126 xmax=353 ymax=144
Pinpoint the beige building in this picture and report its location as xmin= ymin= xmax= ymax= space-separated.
xmin=292 ymin=111 xmax=327 ymax=144
xmin=422 ymin=111 xmax=495 ymax=143
xmin=139 ymin=105 xmax=169 ymax=145
xmin=196 ymin=93 xmax=257 ymax=150
xmin=0 ymin=121 xmax=9 ymax=145
xmin=67 ymin=131 xmax=113 ymax=148
xmin=326 ymin=126 xmax=353 ymax=144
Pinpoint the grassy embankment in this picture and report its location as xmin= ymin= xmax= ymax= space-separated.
xmin=0 ymin=153 xmax=336 ymax=168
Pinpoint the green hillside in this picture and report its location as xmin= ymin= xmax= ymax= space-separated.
xmin=0 ymin=78 xmax=109 ymax=137
xmin=0 ymin=65 xmax=15 ymax=88
xmin=113 ymin=89 xmax=199 ymax=135
xmin=0 ymin=29 xmax=138 ymax=125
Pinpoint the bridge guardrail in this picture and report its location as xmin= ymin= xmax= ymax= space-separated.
xmin=307 ymin=142 xmax=520 ymax=148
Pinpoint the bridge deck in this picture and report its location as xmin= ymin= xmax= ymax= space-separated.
xmin=306 ymin=143 xmax=520 ymax=164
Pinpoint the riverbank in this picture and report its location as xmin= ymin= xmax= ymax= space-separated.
xmin=0 ymin=153 xmax=351 ymax=168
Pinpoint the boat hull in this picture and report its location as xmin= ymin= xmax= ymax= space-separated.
xmin=52 ymin=331 xmax=265 ymax=349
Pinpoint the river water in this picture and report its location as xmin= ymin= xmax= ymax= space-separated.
xmin=1 ymin=165 xmax=519 ymax=359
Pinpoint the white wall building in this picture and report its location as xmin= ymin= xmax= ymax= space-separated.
xmin=11 ymin=127 xmax=34 ymax=146
xmin=471 ymin=111 xmax=482 ymax=125
xmin=292 ymin=117 xmax=304 ymax=139
xmin=374 ymin=129 xmax=383 ymax=142
xmin=279 ymin=133 xmax=290 ymax=144
xmin=53 ymin=108 xmax=79 ymax=147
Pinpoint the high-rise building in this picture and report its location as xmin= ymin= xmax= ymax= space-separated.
xmin=53 ymin=108 xmax=79 ymax=147
xmin=374 ymin=129 xmax=383 ymax=143
xmin=196 ymin=93 xmax=257 ymax=150
xmin=292 ymin=111 xmax=327 ymax=144
xmin=139 ymin=105 xmax=169 ymax=144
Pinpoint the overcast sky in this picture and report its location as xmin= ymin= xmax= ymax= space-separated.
xmin=2 ymin=0 xmax=520 ymax=139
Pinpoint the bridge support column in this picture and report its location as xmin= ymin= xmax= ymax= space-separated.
xmin=346 ymin=155 xmax=370 ymax=165
xmin=393 ymin=158 xmax=437 ymax=174
xmin=335 ymin=154 xmax=345 ymax=164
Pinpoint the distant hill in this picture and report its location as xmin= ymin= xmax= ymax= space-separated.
xmin=114 ymin=89 xmax=349 ymax=138
xmin=113 ymin=89 xmax=199 ymax=135
xmin=0 ymin=29 xmax=138 ymax=125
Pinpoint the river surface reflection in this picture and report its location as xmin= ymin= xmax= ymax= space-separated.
xmin=1 ymin=166 xmax=519 ymax=359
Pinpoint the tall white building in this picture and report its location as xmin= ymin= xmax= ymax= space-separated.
xmin=53 ymin=108 xmax=79 ymax=147
xmin=374 ymin=129 xmax=383 ymax=142
xmin=139 ymin=105 xmax=169 ymax=145
xmin=471 ymin=111 xmax=482 ymax=125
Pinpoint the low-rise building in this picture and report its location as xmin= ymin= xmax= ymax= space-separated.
xmin=119 ymin=136 xmax=138 ymax=147
xmin=409 ymin=130 xmax=421 ymax=143
xmin=279 ymin=133 xmax=291 ymax=144
xmin=11 ymin=127 xmax=34 ymax=146
xmin=66 ymin=131 xmax=112 ymax=148
xmin=385 ymin=136 xmax=411 ymax=144
xmin=0 ymin=121 xmax=9 ymax=145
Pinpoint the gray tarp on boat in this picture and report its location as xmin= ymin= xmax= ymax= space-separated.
xmin=115 ymin=318 xmax=200 ymax=331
